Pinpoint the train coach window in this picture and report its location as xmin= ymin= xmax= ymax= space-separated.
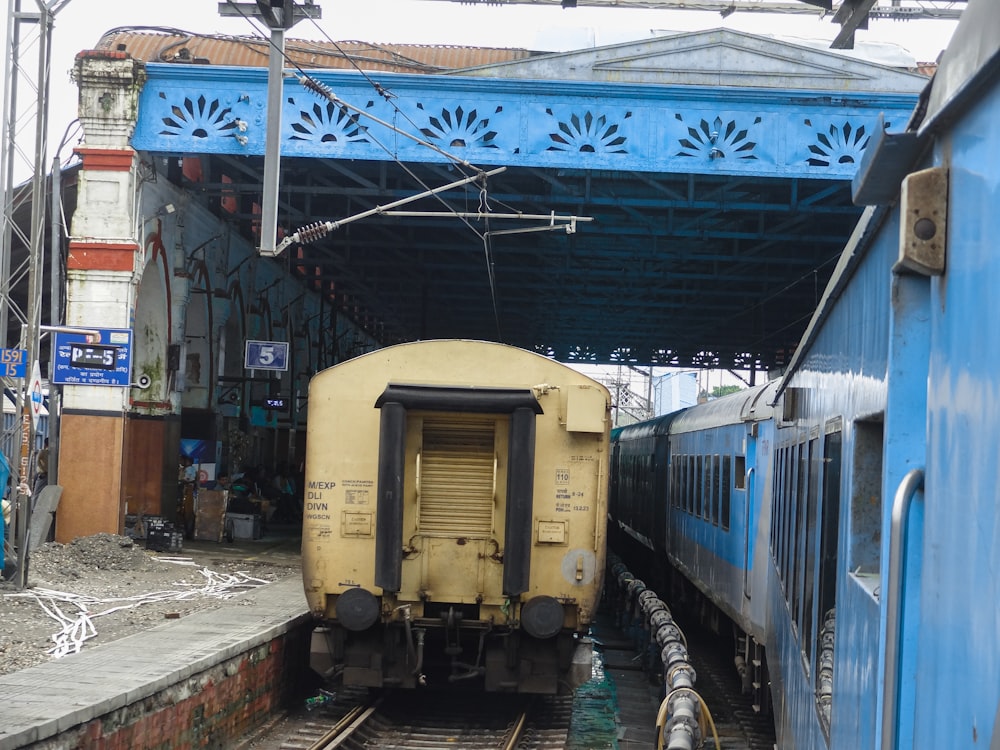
xmin=642 ymin=452 xmax=654 ymax=520
xmin=816 ymin=429 xmax=842 ymax=711
xmin=734 ymin=455 xmax=746 ymax=490
xmin=802 ymin=437 xmax=820 ymax=668
xmin=670 ymin=459 xmax=680 ymax=509
xmin=693 ymin=456 xmax=699 ymax=517
xmin=685 ymin=454 xmax=693 ymax=515
xmin=710 ymin=455 xmax=721 ymax=526
xmin=673 ymin=456 xmax=679 ymax=512
xmin=721 ymin=454 xmax=731 ymax=531
xmin=708 ymin=456 xmax=715 ymax=523
xmin=783 ymin=443 xmax=799 ymax=595
xmin=791 ymin=441 xmax=809 ymax=633
xmin=686 ymin=455 xmax=694 ymax=517
xmin=770 ymin=449 xmax=782 ymax=575
xmin=694 ymin=456 xmax=708 ymax=520
xmin=688 ymin=455 xmax=696 ymax=517
xmin=686 ymin=455 xmax=695 ymax=515
xmin=706 ymin=455 xmax=716 ymax=525
xmin=850 ymin=417 xmax=884 ymax=583
xmin=781 ymin=446 xmax=793 ymax=588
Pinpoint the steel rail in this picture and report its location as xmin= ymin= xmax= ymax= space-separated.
xmin=310 ymin=700 xmax=380 ymax=750
xmin=502 ymin=708 xmax=530 ymax=750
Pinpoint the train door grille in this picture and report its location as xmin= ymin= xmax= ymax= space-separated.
xmin=419 ymin=419 xmax=496 ymax=536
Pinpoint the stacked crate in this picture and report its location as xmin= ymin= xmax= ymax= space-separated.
xmin=145 ymin=517 xmax=183 ymax=553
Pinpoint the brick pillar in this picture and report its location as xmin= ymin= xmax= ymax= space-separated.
xmin=56 ymin=52 xmax=147 ymax=541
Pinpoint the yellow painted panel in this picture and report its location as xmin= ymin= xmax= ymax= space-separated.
xmin=341 ymin=511 xmax=372 ymax=537
xmin=564 ymin=384 xmax=610 ymax=433
xmin=537 ymin=520 xmax=567 ymax=544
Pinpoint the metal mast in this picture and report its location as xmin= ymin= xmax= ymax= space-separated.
xmin=1 ymin=0 xmax=72 ymax=587
xmin=218 ymin=1 xmax=321 ymax=255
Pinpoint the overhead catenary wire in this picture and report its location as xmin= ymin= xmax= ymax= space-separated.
xmin=294 ymin=75 xmax=480 ymax=173
xmin=479 ymin=188 xmax=502 ymax=340
xmin=218 ymin=0 xmax=506 ymax=334
xmin=269 ymin=166 xmax=508 ymax=256
xmin=218 ymin=0 xmax=589 ymax=340
xmin=217 ymin=2 xmax=481 ymax=186
xmin=282 ymin=70 xmax=493 ymax=245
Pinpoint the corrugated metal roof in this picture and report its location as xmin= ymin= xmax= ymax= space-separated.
xmin=95 ymin=30 xmax=535 ymax=74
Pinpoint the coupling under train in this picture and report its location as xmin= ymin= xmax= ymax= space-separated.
xmin=302 ymin=339 xmax=611 ymax=694
xmin=610 ymin=3 xmax=1000 ymax=747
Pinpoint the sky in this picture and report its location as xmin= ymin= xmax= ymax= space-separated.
xmin=1 ymin=0 xmax=962 ymax=179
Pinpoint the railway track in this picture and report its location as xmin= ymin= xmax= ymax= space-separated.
xmin=245 ymin=689 xmax=572 ymax=750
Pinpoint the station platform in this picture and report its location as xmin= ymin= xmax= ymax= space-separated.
xmin=0 ymin=532 xmax=662 ymax=750
xmin=0 ymin=575 xmax=312 ymax=750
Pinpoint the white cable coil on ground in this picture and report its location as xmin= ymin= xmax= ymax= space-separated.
xmin=8 ymin=565 xmax=269 ymax=659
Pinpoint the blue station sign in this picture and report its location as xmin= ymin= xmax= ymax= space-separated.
xmin=0 ymin=348 xmax=27 ymax=378
xmin=245 ymin=340 xmax=289 ymax=371
xmin=53 ymin=328 xmax=133 ymax=387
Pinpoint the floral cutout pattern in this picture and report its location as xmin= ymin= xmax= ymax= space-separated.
xmin=803 ymin=119 xmax=871 ymax=168
xmin=157 ymin=92 xmax=238 ymax=139
xmin=675 ymin=114 xmax=760 ymax=160
xmin=416 ymin=103 xmax=501 ymax=149
xmin=289 ymin=97 xmax=370 ymax=145
xmin=546 ymin=110 xmax=630 ymax=153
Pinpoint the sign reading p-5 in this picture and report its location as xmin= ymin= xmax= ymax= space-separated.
xmin=53 ymin=328 xmax=133 ymax=386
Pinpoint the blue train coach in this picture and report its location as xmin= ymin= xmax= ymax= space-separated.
xmin=611 ymin=2 xmax=1000 ymax=747
xmin=770 ymin=1 xmax=1000 ymax=747
xmin=609 ymin=382 xmax=778 ymax=711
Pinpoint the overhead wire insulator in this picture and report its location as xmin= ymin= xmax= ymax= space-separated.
xmin=266 ymin=220 xmax=335 ymax=257
xmin=296 ymin=221 xmax=331 ymax=244
xmin=300 ymin=75 xmax=335 ymax=102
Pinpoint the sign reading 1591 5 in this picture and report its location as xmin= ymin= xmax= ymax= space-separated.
xmin=0 ymin=348 xmax=27 ymax=378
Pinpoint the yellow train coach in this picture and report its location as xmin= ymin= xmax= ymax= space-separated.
xmin=302 ymin=340 xmax=611 ymax=694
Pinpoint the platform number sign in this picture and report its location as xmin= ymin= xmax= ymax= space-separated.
xmin=69 ymin=343 xmax=118 ymax=370
xmin=53 ymin=328 xmax=133 ymax=387
xmin=0 ymin=348 xmax=27 ymax=378
xmin=245 ymin=340 xmax=289 ymax=371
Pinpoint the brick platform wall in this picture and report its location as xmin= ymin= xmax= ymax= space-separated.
xmin=45 ymin=626 xmax=312 ymax=749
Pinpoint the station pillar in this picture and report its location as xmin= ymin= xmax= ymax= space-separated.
xmin=55 ymin=51 xmax=147 ymax=541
